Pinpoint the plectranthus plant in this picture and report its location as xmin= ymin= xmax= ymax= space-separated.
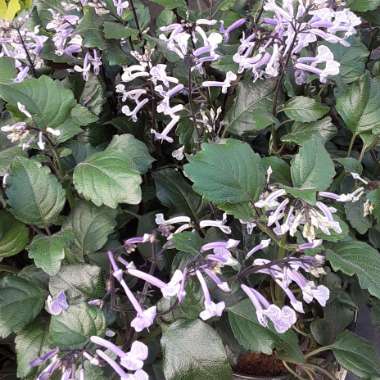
xmin=1 ymin=0 xmax=380 ymax=379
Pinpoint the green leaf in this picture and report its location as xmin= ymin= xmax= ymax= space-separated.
xmin=161 ymin=319 xmax=232 ymax=380
xmin=172 ymin=231 xmax=203 ymax=255
xmin=336 ymin=73 xmax=380 ymax=134
xmin=158 ymin=280 xmax=203 ymax=323
xmin=281 ymin=117 xmax=336 ymax=145
xmin=80 ymin=74 xmax=105 ymax=116
xmin=15 ymin=319 xmax=50 ymax=378
xmin=228 ymin=299 xmax=304 ymax=363
xmin=6 ymin=157 xmax=66 ymax=226
xmin=49 ymin=303 xmax=106 ymax=349
xmin=344 ymin=198 xmax=371 ymax=235
xmin=73 ymin=150 xmax=142 ymax=208
xmin=103 ymin=21 xmax=138 ymax=39
xmin=28 ymin=232 xmax=73 ymax=276
xmin=290 ymin=136 xmax=335 ymax=192
xmin=0 ymin=275 xmax=45 ymax=338
xmin=326 ymin=38 xmax=369 ymax=84
xmin=262 ymin=156 xmax=292 ymax=186
xmin=106 ymin=134 xmax=155 ymax=174
xmin=0 ymin=137 xmax=26 ymax=176
xmin=368 ymin=189 xmax=380 ymax=224
xmin=0 ymin=75 xmax=76 ymax=130
xmin=0 ymin=57 xmax=16 ymax=83
xmin=327 ymin=240 xmax=380 ymax=299
xmin=49 ymin=264 xmax=104 ymax=302
xmin=284 ymin=186 xmax=317 ymax=204
xmin=310 ymin=290 xmax=355 ymax=346
xmin=151 ymin=0 xmax=186 ymax=9
xmin=184 ymin=139 xmax=265 ymax=204
xmin=331 ymin=331 xmax=380 ymax=378
xmin=347 ymin=0 xmax=380 ymax=12
xmin=77 ymin=6 xmax=106 ymax=49
xmin=282 ymin=96 xmax=329 ymax=122
xmin=0 ymin=210 xmax=29 ymax=258
xmin=335 ymin=157 xmax=363 ymax=174
xmin=226 ymin=80 xmax=277 ymax=136
xmin=153 ymin=168 xmax=203 ymax=219
xmin=64 ymin=201 xmax=116 ymax=256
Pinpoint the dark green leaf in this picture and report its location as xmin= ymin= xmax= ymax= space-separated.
xmin=184 ymin=139 xmax=265 ymax=204
xmin=63 ymin=201 xmax=116 ymax=256
xmin=0 ymin=210 xmax=29 ymax=258
xmin=153 ymin=168 xmax=203 ymax=219
xmin=171 ymin=231 xmax=203 ymax=255
xmin=49 ymin=303 xmax=106 ymax=349
xmin=15 ymin=319 xmax=50 ymax=378
xmin=281 ymin=117 xmax=336 ymax=145
xmin=336 ymin=73 xmax=380 ymax=134
xmin=77 ymin=7 xmax=106 ymax=49
xmin=226 ymin=80 xmax=277 ymax=136
xmin=347 ymin=0 xmax=380 ymax=12
xmin=326 ymin=38 xmax=369 ymax=83
xmin=49 ymin=264 xmax=104 ymax=302
xmin=106 ymin=134 xmax=155 ymax=174
xmin=73 ymin=150 xmax=142 ymax=208
xmin=0 ymin=275 xmax=45 ymax=338
xmin=0 ymin=57 xmax=17 ymax=83
xmin=331 ymin=331 xmax=380 ymax=378
xmin=28 ymin=231 xmax=73 ymax=276
xmin=327 ymin=240 xmax=380 ymax=299
xmin=290 ymin=136 xmax=335 ymax=192
xmin=161 ymin=319 xmax=232 ymax=380
xmin=282 ymin=96 xmax=329 ymax=122
xmin=6 ymin=157 xmax=66 ymax=226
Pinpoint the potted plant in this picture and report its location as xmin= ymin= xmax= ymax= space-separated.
xmin=0 ymin=0 xmax=380 ymax=379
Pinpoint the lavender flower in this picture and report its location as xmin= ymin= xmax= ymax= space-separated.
xmin=201 ymin=239 xmax=239 ymax=267
xmin=126 ymin=265 xmax=186 ymax=300
xmin=246 ymin=239 xmax=271 ymax=259
xmin=91 ymin=336 xmax=148 ymax=376
xmin=199 ymin=213 xmax=231 ymax=234
xmin=196 ymin=270 xmax=225 ymax=320
xmin=45 ymin=291 xmax=69 ymax=316
xmin=220 ymin=18 xmax=246 ymax=42
xmin=107 ymin=251 xmax=157 ymax=332
xmin=241 ymin=284 xmax=296 ymax=333
xmin=202 ymin=71 xmax=237 ymax=94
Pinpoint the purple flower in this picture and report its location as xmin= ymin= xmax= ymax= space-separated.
xmin=91 ymin=336 xmax=148 ymax=373
xmin=113 ymin=0 xmax=129 ymax=16
xmin=220 ymin=18 xmax=246 ymax=42
xmin=201 ymin=239 xmax=239 ymax=267
xmin=30 ymin=348 xmax=59 ymax=368
xmin=241 ymin=284 xmax=296 ymax=333
xmin=202 ymin=71 xmax=237 ymax=94
xmin=246 ymin=239 xmax=271 ymax=259
xmin=107 ymin=251 xmax=157 ymax=331
xmin=196 ymin=270 xmax=225 ymax=320
xmin=127 ymin=265 xmax=185 ymax=300
xmin=45 ymin=291 xmax=69 ymax=316
xmin=124 ymin=234 xmax=154 ymax=253
xmin=204 ymin=268 xmax=230 ymax=292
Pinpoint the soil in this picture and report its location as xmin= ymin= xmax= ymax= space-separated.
xmin=234 ymin=352 xmax=287 ymax=377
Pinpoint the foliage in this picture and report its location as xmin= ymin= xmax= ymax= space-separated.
xmin=0 ymin=0 xmax=380 ymax=379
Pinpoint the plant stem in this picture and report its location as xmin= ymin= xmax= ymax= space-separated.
xmin=347 ymin=133 xmax=357 ymax=157
xmin=129 ymin=0 xmax=143 ymax=40
xmin=16 ymin=27 xmax=37 ymax=77
xmin=282 ymin=361 xmax=307 ymax=380
xmin=358 ymin=144 xmax=367 ymax=162
xmin=301 ymin=363 xmax=337 ymax=380
xmin=304 ymin=346 xmax=331 ymax=360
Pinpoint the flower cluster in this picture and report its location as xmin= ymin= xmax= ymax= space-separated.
xmin=0 ymin=18 xmax=47 ymax=82
xmin=0 ymin=102 xmax=61 ymax=150
xmin=118 ymin=56 xmax=185 ymax=143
